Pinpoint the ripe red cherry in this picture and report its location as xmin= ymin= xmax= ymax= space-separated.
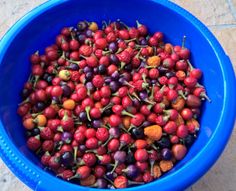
xmin=190 ymin=68 xmax=202 ymax=79
xmin=96 ymin=128 xmax=109 ymax=142
xmin=69 ymin=39 xmax=80 ymax=50
xmin=163 ymin=58 xmax=175 ymax=69
xmin=153 ymin=31 xmax=163 ymax=42
xmin=51 ymin=86 xmax=63 ymax=97
xmin=82 ymin=153 xmax=97 ymax=167
xmin=30 ymin=52 xmax=40 ymax=65
xmin=100 ymin=86 xmax=111 ymax=98
xmin=122 ymin=96 xmax=132 ymax=108
xmin=107 ymin=138 xmax=120 ymax=152
xmin=181 ymin=108 xmax=193 ymax=120
xmin=35 ymin=89 xmax=47 ymax=101
xmin=177 ymin=125 xmax=188 ymax=138
xmin=131 ymin=113 xmax=145 ymax=126
xmin=148 ymin=37 xmax=158 ymax=46
xmin=184 ymin=77 xmax=197 ymax=88
xmin=77 ymin=86 xmax=87 ymax=100
xmin=79 ymin=45 xmax=93 ymax=56
xmin=119 ymin=30 xmax=130 ymax=40
xmin=134 ymin=149 xmax=148 ymax=162
xmin=90 ymin=107 xmax=101 ymax=119
xmin=179 ymin=48 xmax=190 ymax=59
xmin=94 ymin=165 xmax=106 ymax=178
xmin=109 ymin=114 xmax=122 ymax=127
xmin=136 ymin=161 xmax=148 ymax=172
xmin=95 ymin=38 xmax=107 ymax=49
xmin=86 ymin=137 xmax=99 ymax=149
xmin=92 ymin=75 xmax=104 ymax=88
xmin=85 ymin=128 xmax=96 ymax=139
xmin=167 ymin=89 xmax=178 ymax=101
xmin=163 ymin=121 xmax=177 ymax=134
xmin=86 ymin=56 xmax=98 ymax=67
xmin=149 ymin=68 xmax=159 ymax=79
xmin=137 ymin=21 xmax=148 ymax=36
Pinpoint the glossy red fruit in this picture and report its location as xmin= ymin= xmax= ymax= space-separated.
xmin=27 ymin=136 xmax=41 ymax=151
xmin=69 ymin=39 xmax=80 ymax=50
xmin=131 ymin=113 xmax=145 ymax=127
xmin=136 ymin=161 xmax=148 ymax=172
xmin=95 ymin=38 xmax=107 ymax=49
xmin=109 ymin=114 xmax=122 ymax=127
xmin=94 ymin=165 xmax=106 ymax=178
xmin=100 ymin=86 xmax=111 ymax=98
xmin=86 ymin=137 xmax=99 ymax=149
xmin=83 ymin=153 xmax=97 ymax=166
xmin=79 ymin=45 xmax=93 ymax=56
xmin=184 ymin=77 xmax=197 ymax=88
xmin=76 ymin=166 xmax=91 ymax=179
xmin=92 ymin=75 xmax=104 ymax=88
xmin=107 ymin=139 xmax=120 ymax=152
xmin=181 ymin=108 xmax=193 ymax=120
xmin=96 ymin=128 xmax=109 ymax=142
xmin=163 ymin=121 xmax=177 ymax=134
xmin=134 ymin=149 xmax=148 ymax=162
xmin=177 ymin=125 xmax=188 ymax=138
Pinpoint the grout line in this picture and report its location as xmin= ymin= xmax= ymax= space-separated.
xmin=207 ymin=23 xmax=236 ymax=29
xmin=227 ymin=0 xmax=236 ymax=21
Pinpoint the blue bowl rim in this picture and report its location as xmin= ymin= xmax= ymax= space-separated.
xmin=0 ymin=0 xmax=235 ymax=191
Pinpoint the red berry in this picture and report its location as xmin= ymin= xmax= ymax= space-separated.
xmin=100 ymin=86 xmax=111 ymax=98
xmin=85 ymin=128 xmax=96 ymax=139
xmin=149 ymin=68 xmax=159 ymax=79
xmin=167 ymin=89 xmax=178 ymax=101
xmin=109 ymin=114 xmax=121 ymax=127
xmin=190 ymin=68 xmax=202 ymax=79
xmin=163 ymin=121 xmax=177 ymax=134
xmin=181 ymin=108 xmax=193 ymax=120
xmin=69 ymin=39 xmax=80 ymax=50
xmin=107 ymin=138 xmax=120 ymax=152
xmin=74 ymin=132 xmax=85 ymax=143
xmin=27 ymin=136 xmax=41 ymax=151
xmin=90 ymin=107 xmax=101 ymax=119
xmin=86 ymin=56 xmax=98 ymax=67
xmin=170 ymin=135 xmax=179 ymax=144
xmin=96 ymin=128 xmax=109 ymax=142
xmin=136 ymin=161 xmax=148 ymax=172
xmin=131 ymin=113 xmax=145 ymax=126
xmin=42 ymin=140 xmax=54 ymax=152
xmin=51 ymin=86 xmax=63 ymax=97
xmin=184 ymin=77 xmax=197 ymax=88
xmin=94 ymin=165 xmax=106 ymax=178
xmin=40 ymin=127 xmax=54 ymax=140
xmin=114 ymin=176 xmax=128 ymax=188
xmin=143 ymin=171 xmax=153 ymax=183
xmin=134 ymin=149 xmax=148 ymax=162
xmin=82 ymin=153 xmax=97 ymax=167
xmin=76 ymin=166 xmax=91 ymax=179
xmin=177 ymin=125 xmax=188 ymax=138
xmin=95 ymin=38 xmax=107 ymax=49
xmin=86 ymin=137 xmax=98 ymax=149
xmin=119 ymin=30 xmax=130 ymax=40
xmin=79 ymin=45 xmax=93 ymax=56
xmin=92 ymin=75 xmax=104 ymax=88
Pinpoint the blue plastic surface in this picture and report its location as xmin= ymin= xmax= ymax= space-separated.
xmin=0 ymin=0 xmax=235 ymax=191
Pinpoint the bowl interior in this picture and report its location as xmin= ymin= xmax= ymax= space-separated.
xmin=0 ymin=0 xmax=225 ymax=188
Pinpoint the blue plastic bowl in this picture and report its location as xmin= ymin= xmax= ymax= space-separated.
xmin=0 ymin=0 xmax=235 ymax=191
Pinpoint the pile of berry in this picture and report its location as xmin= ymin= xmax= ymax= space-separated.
xmin=17 ymin=20 xmax=210 ymax=189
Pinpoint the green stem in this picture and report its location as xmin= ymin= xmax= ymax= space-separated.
xmin=122 ymin=110 xmax=135 ymax=118
xmin=85 ymin=106 xmax=91 ymax=121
